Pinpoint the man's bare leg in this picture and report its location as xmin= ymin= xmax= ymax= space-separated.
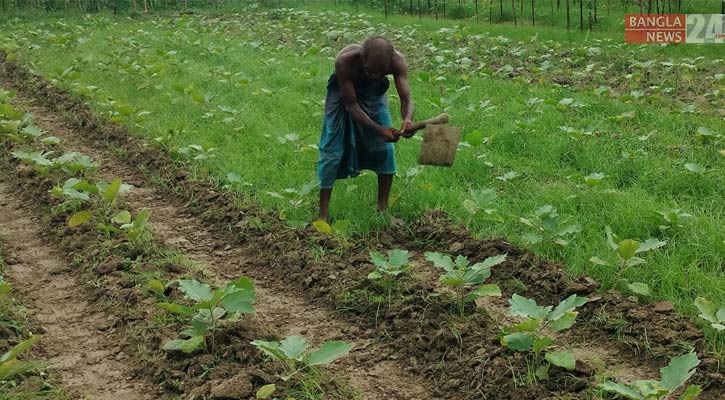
xmin=318 ymin=188 xmax=332 ymax=221
xmin=377 ymin=174 xmax=393 ymax=212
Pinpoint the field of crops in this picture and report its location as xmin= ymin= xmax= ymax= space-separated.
xmin=0 ymin=2 xmax=723 ymax=400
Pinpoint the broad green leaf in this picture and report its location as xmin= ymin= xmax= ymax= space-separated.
xmin=502 ymin=332 xmax=533 ymax=351
xmin=307 ymin=340 xmax=352 ymax=366
xmin=548 ymin=294 xmax=588 ymax=321
xmin=679 ymin=384 xmax=702 ymax=400
xmin=545 ymin=351 xmax=576 ymax=370
xmin=463 ymin=199 xmax=479 ymax=214
xmin=694 ymin=297 xmax=718 ymax=323
xmin=178 ymin=280 xmax=212 ymax=302
xmin=103 ymin=178 xmax=122 ymax=205
xmin=467 ymin=129 xmax=484 ymax=146
xmin=163 ymin=335 xmax=205 ymax=353
xmin=279 ymin=336 xmax=309 ymax=361
xmin=256 ymin=384 xmax=276 ymax=399
xmin=112 ymin=210 xmax=132 ymax=225
xmin=533 ymin=336 xmax=554 ymax=353
xmin=367 ymin=270 xmax=382 ymax=280
xmin=250 ymin=340 xmax=286 ymax=362
xmin=370 ymin=251 xmax=387 ymax=268
xmin=634 ymin=380 xmax=668 ymax=398
xmin=0 ymin=335 xmax=40 ymax=363
xmin=531 ymin=336 xmax=554 ymax=353
xmin=551 ymin=311 xmax=578 ymax=332
xmin=157 ymin=302 xmax=194 ymax=317
xmin=0 ymin=281 xmax=10 ymax=296
xmin=521 ymin=232 xmax=544 ymax=244
xmin=474 ymin=254 xmax=507 ymax=271
xmin=617 ymin=239 xmax=640 ymax=260
xmin=508 ymin=294 xmax=551 ymax=320
xmin=628 ymin=282 xmax=651 ymax=297
xmin=69 ymin=211 xmax=93 ymax=227
xmin=589 ymin=256 xmax=612 ymax=266
xmin=228 ymin=276 xmax=255 ymax=291
xmin=312 ymin=220 xmax=331 ymax=235
xmin=512 ymin=318 xmax=539 ymax=333
xmin=659 ymin=352 xmax=700 ymax=391
xmin=605 ymin=226 xmax=619 ymax=251
xmin=467 ymin=284 xmax=501 ymax=300
xmin=226 ymin=172 xmax=241 ymax=183
xmin=636 ymin=238 xmax=666 ymax=253
xmin=387 ymin=249 xmax=409 ymax=267
xmin=220 ymin=290 xmax=256 ymax=314
xmin=333 ymin=220 xmax=351 ymax=232
xmin=601 ymin=381 xmax=644 ymax=399
xmin=425 ymin=252 xmax=455 ymax=272
xmin=147 ymin=280 xmax=164 ymax=294
xmin=625 ymin=257 xmax=646 ymax=268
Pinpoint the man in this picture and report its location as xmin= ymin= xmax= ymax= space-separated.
xmin=316 ymin=36 xmax=415 ymax=221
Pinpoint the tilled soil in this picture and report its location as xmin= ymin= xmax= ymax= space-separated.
xmin=1 ymin=53 xmax=723 ymax=399
xmin=0 ymin=180 xmax=157 ymax=399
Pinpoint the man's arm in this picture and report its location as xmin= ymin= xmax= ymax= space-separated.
xmin=392 ymin=54 xmax=415 ymax=136
xmin=336 ymin=60 xmax=398 ymax=142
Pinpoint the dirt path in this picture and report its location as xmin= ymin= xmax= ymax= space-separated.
xmin=0 ymin=180 xmax=157 ymax=400
xmin=14 ymin=95 xmax=431 ymax=399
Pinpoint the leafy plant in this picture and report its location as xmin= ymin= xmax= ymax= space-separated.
xmin=648 ymin=209 xmax=692 ymax=232
xmin=590 ymin=227 xmax=666 ymax=297
xmin=601 ymin=352 xmax=701 ymax=400
xmin=251 ymin=336 xmax=351 ymax=381
xmin=177 ymin=143 xmax=217 ymax=160
xmin=501 ymin=294 xmax=588 ymax=373
xmin=694 ymin=297 xmax=724 ymax=331
xmin=158 ymin=277 xmax=256 ymax=354
xmin=425 ymin=252 xmax=504 ymax=317
xmin=0 ymin=335 xmax=40 ymax=380
xmin=520 ymin=205 xmax=580 ymax=247
xmin=462 ymin=188 xmax=503 ymax=222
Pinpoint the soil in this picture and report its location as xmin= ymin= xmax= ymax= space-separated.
xmin=1 ymin=53 xmax=723 ymax=399
xmin=0 ymin=181 xmax=157 ymax=399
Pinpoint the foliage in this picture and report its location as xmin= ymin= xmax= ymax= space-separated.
xmin=501 ymin=294 xmax=588 ymax=373
xmin=158 ymin=277 xmax=256 ymax=354
xmin=589 ymin=227 xmax=666 ymax=297
xmin=251 ymin=336 xmax=351 ymax=381
xmin=601 ymin=352 xmax=701 ymax=400
xmin=0 ymin=335 xmax=40 ymax=380
xmin=425 ymin=252 xmax=504 ymax=317
xmin=694 ymin=297 xmax=725 ymax=332
xmin=519 ymin=205 xmax=580 ymax=247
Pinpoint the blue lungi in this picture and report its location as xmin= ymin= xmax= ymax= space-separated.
xmin=317 ymin=73 xmax=396 ymax=189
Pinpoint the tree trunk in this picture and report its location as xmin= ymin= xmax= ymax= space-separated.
xmin=566 ymin=0 xmax=570 ymax=30
xmin=410 ymin=0 xmax=413 ymax=14
xmin=475 ymin=0 xmax=479 ymax=21
xmin=418 ymin=0 xmax=422 ymax=17
xmin=580 ymin=0 xmax=583 ymax=32
xmin=512 ymin=0 xmax=517 ymax=25
xmin=500 ymin=0 xmax=503 ymax=18
xmin=435 ymin=0 xmax=438 ymax=19
xmin=532 ymin=0 xmax=535 ymax=26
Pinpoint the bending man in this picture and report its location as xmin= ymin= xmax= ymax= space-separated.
xmin=316 ymin=36 xmax=415 ymax=221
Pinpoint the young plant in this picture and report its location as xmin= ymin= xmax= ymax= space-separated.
xmin=425 ymin=252 xmax=505 ymax=317
xmin=501 ymin=294 xmax=588 ymax=373
xmin=589 ymin=226 xmax=666 ymax=297
xmin=267 ymin=180 xmax=318 ymax=227
xmin=367 ymin=249 xmax=412 ymax=304
xmin=158 ymin=277 xmax=256 ymax=354
xmin=648 ymin=209 xmax=692 ymax=232
xmin=601 ymin=352 xmax=701 ymax=400
xmin=462 ymin=188 xmax=503 ymax=222
xmin=694 ymin=297 xmax=725 ymax=331
xmin=519 ymin=205 xmax=580 ymax=247
xmin=0 ymin=335 xmax=40 ymax=380
xmin=251 ymin=336 xmax=351 ymax=381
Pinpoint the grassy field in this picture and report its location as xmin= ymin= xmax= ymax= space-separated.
xmin=1 ymin=5 xmax=723 ymax=346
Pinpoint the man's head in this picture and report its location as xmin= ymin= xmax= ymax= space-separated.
xmin=361 ymin=36 xmax=394 ymax=79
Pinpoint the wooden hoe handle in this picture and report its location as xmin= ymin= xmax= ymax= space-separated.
xmin=403 ymin=113 xmax=450 ymax=134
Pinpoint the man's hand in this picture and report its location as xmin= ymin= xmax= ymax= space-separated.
xmin=378 ymin=126 xmax=400 ymax=142
xmin=400 ymin=119 xmax=415 ymax=138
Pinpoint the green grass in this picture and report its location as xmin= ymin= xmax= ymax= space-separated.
xmin=1 ymin=9 xmax=723 ymax=348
